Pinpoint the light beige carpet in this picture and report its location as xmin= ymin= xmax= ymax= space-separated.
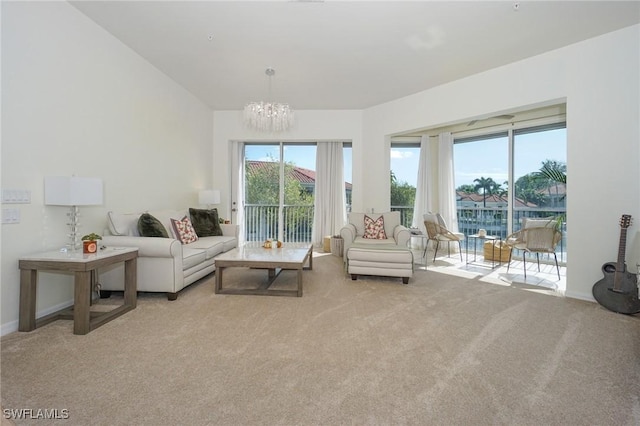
xmin=2 ymin=252 xmax=639 ymax=425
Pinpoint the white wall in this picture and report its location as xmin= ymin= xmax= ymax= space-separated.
xmin=212 ymin=109 xmax=363 ymax=220
xmin=359 ymin=25 xmax=640 ymax=301
xmin=1 ymin=2 xmax=213 ymax=333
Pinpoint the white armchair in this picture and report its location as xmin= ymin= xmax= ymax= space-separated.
xmin=340 ymin=211 xmax=411 ymax=260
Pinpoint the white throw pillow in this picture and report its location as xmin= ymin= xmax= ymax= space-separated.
xmin=107 ymin=211 xmax=141 ymax=236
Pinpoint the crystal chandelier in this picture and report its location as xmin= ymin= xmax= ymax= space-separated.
xmin=243 ymin=68 xmax=295 ymax=132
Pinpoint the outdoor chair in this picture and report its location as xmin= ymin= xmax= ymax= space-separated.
xmin=423 ymin=212 xmax=464 ymax=262
xmin=505 ymin=217 xmax=562 ymax=280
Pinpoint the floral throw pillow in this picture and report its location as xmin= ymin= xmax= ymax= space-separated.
xmin=363 ymin=215 xmax=387 ymax=239
xmin=170 ymin=215 xmax=199 ymax=244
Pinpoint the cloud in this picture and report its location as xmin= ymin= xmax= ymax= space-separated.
xmin=391 ymin=150 xmax=414 ymax=159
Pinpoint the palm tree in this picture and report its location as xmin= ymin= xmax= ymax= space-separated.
xmin=537 ymin=160 xmax=566 ymax=207
xmin=473 ymin=176 xmax=499 ymax=208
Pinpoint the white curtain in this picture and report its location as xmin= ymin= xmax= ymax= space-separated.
xmin=438 ymin=132 xmax=460 ymax=233
xmin=312 ymin=142 xmax=347 ymax=246
xmin=232 ymin=141 xmax=245 ymax=243
xmin=412 ymin=134 xmax=434 ymax=233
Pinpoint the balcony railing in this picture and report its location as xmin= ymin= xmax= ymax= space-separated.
xmin=393 ymin=205 xmax=567 ymax=263
xmin=244 ymin=204 xmax=566 ymax=263
xmin=244 ymin=204 xmax=314 ymax=243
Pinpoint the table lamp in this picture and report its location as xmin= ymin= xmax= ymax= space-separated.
xmin=198 ymin=189 xmax=220 ymax=209
xmin=45 ymin=176 xmax=103 ymax=250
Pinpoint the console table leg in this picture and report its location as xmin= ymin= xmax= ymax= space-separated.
xmin=215 ymin=267 xmax=223 ymax=293
xmin=74 ymin=271 xmax=91 ymax=335
xmin=19 ymin=269 xmax=37 ymax=332
xmin=297 ymin=268 xmax=303 ymax=297
xmin=123 ymin=258 xmax=137 ymax=308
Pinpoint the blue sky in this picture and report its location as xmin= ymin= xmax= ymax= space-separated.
xmin=245 ymin=128 xmax=565 ymax=190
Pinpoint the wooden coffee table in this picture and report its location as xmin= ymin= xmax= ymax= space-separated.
xmin=214 ymin=242 xmax=312 ymax=297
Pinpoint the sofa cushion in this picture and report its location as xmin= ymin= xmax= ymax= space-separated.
xmin=107 ymin=211 xmax=141 ymax=236
xmin=187 ymin=236 xmax=227 ymax=259
xmin=363 ymin=214 xmax=387 ymax=239
xmin=349 ymin=211 xmax=400 ymax=238
xmin=382 ymin=211 xmax=400 ymax=238
xmin=182 ymin=248 xmax=207 ymax=270
xmin=138 ymin=213 xmax=170 ymax=238
xmin=170 ymin=215 xmax=199 ymax=244
xmin=189 ymin=208 xmax=223 ymax=237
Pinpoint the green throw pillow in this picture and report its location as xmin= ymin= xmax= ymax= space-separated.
xmin=189 ymin=208 xmax=223 ymax=237
xmin=137 ymin=213 xmax=170 ymax=238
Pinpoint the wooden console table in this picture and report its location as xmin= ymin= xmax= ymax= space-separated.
xmin=19 ymin=247 xmax=138 ymax=335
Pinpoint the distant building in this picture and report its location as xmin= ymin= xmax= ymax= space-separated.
xmin=456 ymin=192 xmax=536 ymax=209
xmin=538 ymin=183 xmax=566 ymax=208
xmin=246 ymin=160 xmax=352 ymax=204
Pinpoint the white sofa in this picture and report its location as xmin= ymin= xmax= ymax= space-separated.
xmin=99 ymin=209 xmax=238 ymax=300
xmin=339 ymin=211 xmax=411 ymax=260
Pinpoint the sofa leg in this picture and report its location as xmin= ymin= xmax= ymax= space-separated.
xmin=402 ymin=277 xmax=409 ymax=285
xmin=167 ymin=292 xmax=178 ymax=301
xmin=99 ymin=290 xmax=112 ymax=299
xmin=351 ymin=274 xmax=358 ymax=280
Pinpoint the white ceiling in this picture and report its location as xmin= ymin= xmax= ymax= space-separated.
xmin=70 ymin=1 xmax=640 ymax=111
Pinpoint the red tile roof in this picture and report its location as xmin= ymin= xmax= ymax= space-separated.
xmin=456 ymin=191 xmax=537 ymax=208
xmin=246 ymin=160 xmax=352 ymax=190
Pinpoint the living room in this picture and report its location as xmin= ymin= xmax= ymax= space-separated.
xmin=1 ymin=1 xmax=639 ymax=423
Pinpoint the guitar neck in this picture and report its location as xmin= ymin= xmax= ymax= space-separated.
xmin=617 ymin=228 xmax=627 ymax=271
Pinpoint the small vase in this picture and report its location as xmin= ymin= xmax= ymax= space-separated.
xmin=83 ymin=240 xmax=98 ymax=254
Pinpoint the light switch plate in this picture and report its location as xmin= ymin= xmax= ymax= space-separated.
xmin=2 ymin=208 xmax=20 ymax=224
xmin=1 ymin=189 xmax=31 ymax=204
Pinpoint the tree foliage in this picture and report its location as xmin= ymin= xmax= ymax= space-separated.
xmin=456 ymin=184 xmax=477 ymax=194
xmin=473 ymin=176 xmax=503 ymax=207
xmin=245 ymin=160 xmax=313 ymax=205
xmin=514 ymin=159 xmax=566 ymax=207
xmin=390 ymin=171 xmax=416 ymax=226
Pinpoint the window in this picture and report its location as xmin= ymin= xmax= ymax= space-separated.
xmin=343 ymin=143 xmax=353 ymax=210
xmin=243 ymin=141 xmax=352 ymax=242
xmin=390 ymin=142 xmax=420 ymax=227
xmin=513 ymin=124 xmax=567 ymax=260
xmin=453 ymin=122 xmax=566 ymax=263
xmin=454 ymin=133 xmax=508 ymax=236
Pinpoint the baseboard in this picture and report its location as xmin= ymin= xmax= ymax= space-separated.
xmin=1 ymin=299 xmax=74 ymax=337
xmin=564 ymin=290 xmax=596 ymax=303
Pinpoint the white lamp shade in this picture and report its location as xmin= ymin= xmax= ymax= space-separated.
xmin=44 ymin=176 xmax=103 ymax=206
xmin=199 ymin=189 xmax=221 ymax=205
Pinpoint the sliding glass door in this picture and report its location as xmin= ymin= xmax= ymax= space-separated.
xmin=512 ymin=124 xmax=567 ymax=261
xmin=453 ymin=122 xmax=567 ymax=263
xmin=390 ymin=142 xmax=421 ymax=227
xmin=244 ymin=142 xmax=316 ymax=242
xmin=454 ymin=133 xmax=509 ymax=238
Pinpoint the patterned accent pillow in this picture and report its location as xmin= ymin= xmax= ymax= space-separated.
xmin=363 ymin=215 xmax=387 ymax=239
xmin=170 ymin=215 xmax=199 ymax=244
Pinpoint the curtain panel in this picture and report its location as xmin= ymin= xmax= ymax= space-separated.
xmin=232 ymin=141 xmax=245 ymax=243
xmin=412 ymin=134 xmax=434 ymax=233
xmin=312 ymin=142 xmax=347 ymax=246
xmin=438 ymin=132 xmax=460 ymax=233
